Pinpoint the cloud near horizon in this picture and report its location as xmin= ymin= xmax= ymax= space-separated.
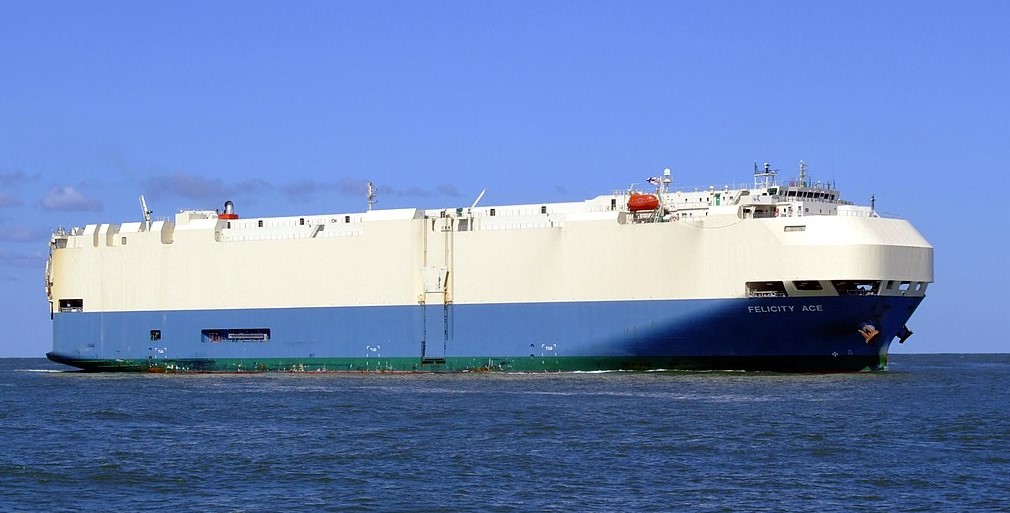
xmin=334 ymin=178 xmax=463 ymax=201
xmin=132 ymin=174 xmax=478 ymax=207
xmin=141 ymin=172 xmax=269 ymax=202
xmin=0 ymin=249 xmax=47 ymax=269
xmin=0 ymin=224 xmax=50 ymax=243
xmin=438 ymin=184 xmax=461 ymax=197
xmin=279 ymin=180 xmax=344 ymax=202
xmin=0 ymin=170 xmax=39 ymax=188
xmin=0 ymin=194 xmax=22 ymax=208
xmin=41 ymin=186 xmax=102 ymax=212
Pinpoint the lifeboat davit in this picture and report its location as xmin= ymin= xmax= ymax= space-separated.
xmin=628 ymin=193 xmax=660 ymax=212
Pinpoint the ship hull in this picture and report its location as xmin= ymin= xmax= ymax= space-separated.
xmin=47 ymin=294 xmax=923 ymax=373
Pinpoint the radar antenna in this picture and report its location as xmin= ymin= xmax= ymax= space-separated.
xmin=753 ymin=162 xmax=778 ymax=189
xmin=662 ymin=168 xmax=672 ymax=194
xmin=139 ymin=195 xmax=152 ymax=230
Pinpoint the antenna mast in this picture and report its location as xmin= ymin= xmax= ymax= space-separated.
xmin=469 ymin=188 xmax=487 ymax=214
xmin=366 ymin=181 xmax=377 ymax=211
xmin=139 ymin=195 xmax=152 ymax=230
xmin=754 ymin=162 xmax=777 ymax=189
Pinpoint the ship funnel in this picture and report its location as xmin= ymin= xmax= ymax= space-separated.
xmin=220 ymin=200 xmax=238 ymax=220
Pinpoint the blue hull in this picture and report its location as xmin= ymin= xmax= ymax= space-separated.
xmin=48 ymin=295 xmax=923 ymax=372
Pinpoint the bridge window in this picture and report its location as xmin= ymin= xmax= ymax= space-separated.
xmin=257 ymin=220 xmax=264 ymax=228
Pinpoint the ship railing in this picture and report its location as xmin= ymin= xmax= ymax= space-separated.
xmin=472 ymin=221 xmax=555 ymax=231
xmin=836 ymin=210 xmax=876 ymax=218
xmin=874 ymin=211 xmax=903 ymax=219
xmin=665 ymin=182 xmax=753 ymax=193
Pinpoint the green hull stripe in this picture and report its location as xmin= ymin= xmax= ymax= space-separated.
xmin=48 ymin=354 xmax=887 ymax=373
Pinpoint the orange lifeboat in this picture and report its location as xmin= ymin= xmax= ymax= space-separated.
xmin=628 ymin=193 xmax=659 ymax=212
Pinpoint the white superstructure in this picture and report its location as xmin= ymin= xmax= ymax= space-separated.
xmin=46 ymin=162 xmax=931 ymax=314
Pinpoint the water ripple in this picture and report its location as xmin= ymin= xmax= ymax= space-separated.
xmin=0 ymin=355 xmax=1007 ymax=512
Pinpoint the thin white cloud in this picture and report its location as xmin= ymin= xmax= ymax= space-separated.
xmin=0 ymin=170 xmax=39 ymax=187
xmin=334 ymin=178 xmax=463 ymax=200
xmin=142 ymin=172 xmax=230 ymax=200
xmin=279 ymin=180 xmax=343 ymax=202
xmin=0 ymin=224 xmax=50 ymax=243
xmin=141 ymin=172 xmax=268 ymax=201
xmin=0 ymin=249 xmax=47 ymax=269
xmin=234 ymin=178 xmax=271 ymax=195
xmin=0 ymin=193 xmax=22 ymax=208
xmin=337 ymin=177 xmax=369 ymax=197
xmin=401 ymin=186 xmax=433 ymax=198
xmin=438 ymin=184 xmax=461 ymax=197
xmin=41 ymin=186 xmax=102 ymax=212
xmin=160 ymin=175 xmax=472 ymax=207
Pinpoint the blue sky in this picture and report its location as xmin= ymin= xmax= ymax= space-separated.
xmin=1 ymin=1 xmax=1007 ymax=357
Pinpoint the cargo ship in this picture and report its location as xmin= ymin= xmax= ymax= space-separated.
xmin=45 ymin=161 xmax=933 ymax=372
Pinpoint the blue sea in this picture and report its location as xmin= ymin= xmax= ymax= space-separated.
xmin=1 ymin=355 xmax=1007 ymax=512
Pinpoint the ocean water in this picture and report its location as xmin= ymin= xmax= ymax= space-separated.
xmin=1 ymin=355 xmax=1008 ymax=512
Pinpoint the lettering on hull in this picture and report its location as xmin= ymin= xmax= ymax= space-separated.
xmin=747 ymin=304 xmax=824 ymax=313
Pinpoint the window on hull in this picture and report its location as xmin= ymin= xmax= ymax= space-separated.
xmin=831 ymin=280 xmax=879 ymax=296
xmin=58 ymin=298 xmax=83 ymax=313
xmin=201 ymin=328 xmax=271 ymax=343
xmin=746 ymin=281 xmax=787 ymax=297
xmin=792 ymin=280 xmax=823 ymax=291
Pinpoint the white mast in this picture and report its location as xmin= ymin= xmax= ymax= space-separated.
xmin=753 ymin=162 xmax=777 ymax=189
xmin=468 ymin=188 xmax=487 ymax=215
xmin=366 ymin=181 xmax=377 ymax=211
xmin=139 ymin=195 xmax=152 ymax=230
